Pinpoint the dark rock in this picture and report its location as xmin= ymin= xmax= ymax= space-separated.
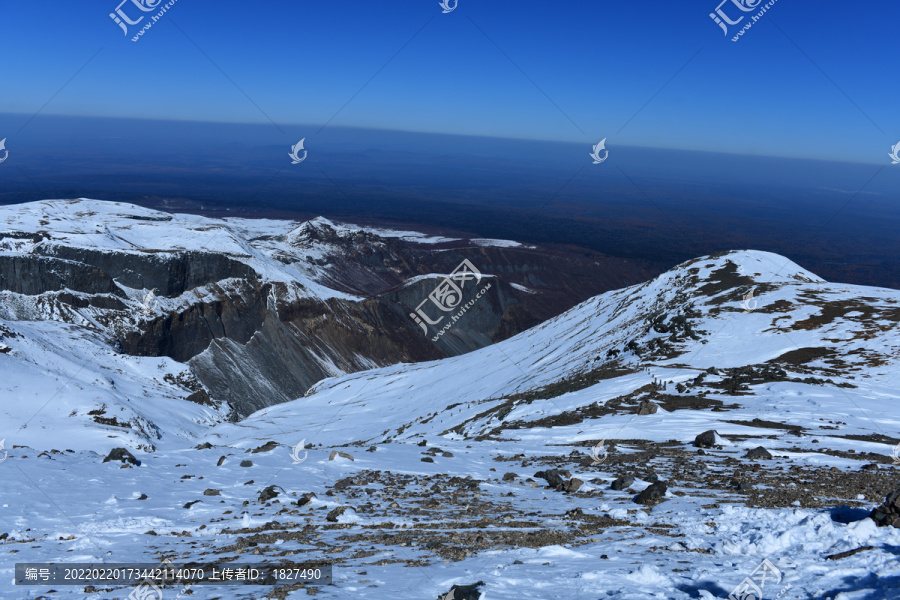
xmin=744 ymin=446 xmax=772 ymax=460
xmin=417 ymin=440 xmax=428 ymax=447
xmin=634 ymin=481 xmax=668 ymax=505
xmin=562 ymin=478 xmax=584 ymax=493
xmin=239 ymin=460 xmax=253 ymax=467
xmin=137 ymin=494 xmax=148 ymax=500
xmin=694 ymin=430 xmax=719 ymax=448
xmin=326 ymin=506 xmax=353 ymax=522
xmin=871 ymin=488 xmax=900 ymax=528
xmin=328 ymin=450 xmax=354 ymax=461
xmin=195 ymin=442 xmax=213 ymax=450
xmin=366 ymin=446 xmax=377 ymax=453
xmin=645 ymin=473 xmax=659 ymax=482
xmin=217 ymin=456 xmax=226 ymax=466
xmin=102 ymin=448 xmax=140 ymax=466
xmin=296 ymin=492 xmax=317 ymax=507
xmin=183 ymin=500 xmax=201 ymax=509
xmin=203 ymin=489 xmax=221 ymax=496
xmin=437 ymin=581 xmax=484 ymax=600
xmin=186 ymin=389 xmax=213 ymax=406
xmin=611 ymin=475 xmax=634 ymax=491
xmin=251 ymin=441 xmax=278 ymax=454
xmin=861 ymin=463 xmax=879 ymax=471
xmin=825 ymin=546 xmax=874 ymax=561
xmin=637 ymin=400 xmax=659 ymax=415
xmin=502 ymin=472 xmax=518 ymax=482
xmin=333 ymin=477 xmax=355 ymax=491
xmin=258 ymin=485 xmax=281 ymax=502
xmin=421 ymin=457 xmax=435 ymax=463
xmin=442 ymin=452 xmax=454 ymax=458
xmin=534 ymin=469 xmax=570 ymax=488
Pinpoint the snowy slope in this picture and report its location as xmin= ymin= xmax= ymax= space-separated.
xmin=2 ymin=198 xmax=569 ymax=435
xmin=2 ymin=248 xmax=900 ymax=600
xmin=216 ymin=249 xmax=900 ymax=449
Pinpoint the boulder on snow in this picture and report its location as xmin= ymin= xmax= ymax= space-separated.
xmin=437 ymin=581 xmax=484 ymax=600
xmin=296 ymin=492 xmax=317 ymax=507
xmin=870 ymin=488 xmax=900 ymax=528
xmin=610 ymin=475 xmax=634 ymax=491
xmin=251 ymin=441 xmax=278 ymax=453
xmin=637 ymin=400 xmax=659 ymax=415
xmin=562 ymin=478 xmax=584 ymax=493
xmin=258 ymin=485 xmax=282 ymax=503
xmin=534 ymin=469 xmax=570 ymax=488
xmin=744 ymin=446 xmax=772 ymax=459
xmin=694 ymin=430 xmax=721 ymax=448
xmin=328 ymin=450 xmax=355 ymax=461
xmin=102 ymin=448 xmax=140 ymax=466
xmin=635 ymin=481 xmax=668 ymax=506
xmin=326 ymin=506 xmax=354 ymax=522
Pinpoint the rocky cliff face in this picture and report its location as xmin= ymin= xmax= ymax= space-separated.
xmin=0 ymin=199 xmax=659 ymax=416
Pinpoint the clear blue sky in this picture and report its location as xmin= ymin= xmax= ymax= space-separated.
xmin=0 ymin=0 xmax=897 ymax=163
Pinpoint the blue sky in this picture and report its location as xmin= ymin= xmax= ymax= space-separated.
xmin=0 ymin=0 xmax=897 ymax=163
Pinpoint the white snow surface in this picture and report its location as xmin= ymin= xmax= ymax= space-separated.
xmin=2 ymin=203 xmax=900 ymax=598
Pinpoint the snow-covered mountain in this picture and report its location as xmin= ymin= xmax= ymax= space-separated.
xmin=0 ymin=198 xmax=649 ymax=432
xmin=2 ymin=205 xmax=900 ymax=599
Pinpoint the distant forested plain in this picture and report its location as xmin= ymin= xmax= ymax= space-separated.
xmin=1 ymin=115 xmax=897 ymax=289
